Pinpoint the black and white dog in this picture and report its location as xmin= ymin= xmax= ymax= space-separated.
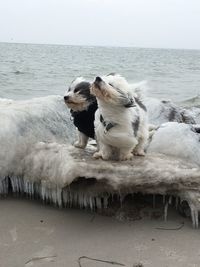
xmin=90 ymin=74 xmax=149 ymax=160
xmin=64 ymin=77 xmax=97 ymax=148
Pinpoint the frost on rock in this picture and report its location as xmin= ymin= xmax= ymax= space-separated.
xmin=185 ymin=107 xmax=200 ymax=124
xmin=1 ymin=95 xmax=200 ymax=227
xmin=148 ymin=122 xmax=200 ymax=166
xmin=144 ymin=97 xmax=196 ymax=125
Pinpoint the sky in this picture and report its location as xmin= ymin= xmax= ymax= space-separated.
xmin=0 ymin=0 xmax=200 ymax=49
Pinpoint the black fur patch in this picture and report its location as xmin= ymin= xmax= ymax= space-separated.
xmin=135 ymin=97 xmax=147 ymax=112
xmin=71 ymin=101 xmax=98 ymax=139
xmin=74 ymin=82 xmax=95 ymax=102
xmin=132 ymin=117 xmax=140 ymax=136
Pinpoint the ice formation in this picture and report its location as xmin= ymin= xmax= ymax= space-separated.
xmin=144 ymin=97 xmax=196 ymax=125
xmin=148 ymin=122 xmax=200 ymax=166
xmin=0 ymin=95 xmax=200 ymax=228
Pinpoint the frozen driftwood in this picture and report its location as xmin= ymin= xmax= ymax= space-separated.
xmin=0 ymin=95 xmax=200 ymax=228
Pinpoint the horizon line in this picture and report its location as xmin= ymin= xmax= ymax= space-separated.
xmin=0 ymin=41 xmax=200 ymax=52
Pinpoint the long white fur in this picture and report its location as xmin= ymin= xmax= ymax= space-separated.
xmin=91 ymin=74 xmax=149 ymax=161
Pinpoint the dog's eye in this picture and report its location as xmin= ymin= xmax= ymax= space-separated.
xmin=74 ymin=88 xmax=79 ymax=93
xmin=108 ymin=83 xmax=114 ymax=87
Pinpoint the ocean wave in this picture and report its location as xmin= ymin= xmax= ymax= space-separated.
xmin=0 ymin=97 xmax=13 ymax=104
xmin=178 ymin=95 xmax=200 ymax=108
xmin=13 ymin=70 xmax=26 ymax=75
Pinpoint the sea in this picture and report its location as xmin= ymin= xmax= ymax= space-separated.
xmin=0 ymin=42 xmax=200 ymax=104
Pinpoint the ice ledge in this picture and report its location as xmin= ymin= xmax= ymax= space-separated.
xmin=1 ymin=95 xmax=200 ymax=227
xmin=1 ymin=145 xmax=200 ymax=228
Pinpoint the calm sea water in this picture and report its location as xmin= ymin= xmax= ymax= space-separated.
xmin=0 ymin=42 xmax=200 ymax=102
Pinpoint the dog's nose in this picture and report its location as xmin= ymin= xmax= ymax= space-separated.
xmin=64 ymin=95 xmax=69 ymax=101
xmin=95 ymin=76 xmax=102 ymax=83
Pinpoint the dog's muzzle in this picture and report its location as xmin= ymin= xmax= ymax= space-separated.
xmin=94 ymin=77 xmax=103 ymax=89
xmin=95 ymin=76 xmax=102 ymax=83
xmin=64 ymin=96 xmax=69 ymax=101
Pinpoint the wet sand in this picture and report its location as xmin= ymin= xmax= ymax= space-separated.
xmin=0 ymin=197 xmax=199 ymax=267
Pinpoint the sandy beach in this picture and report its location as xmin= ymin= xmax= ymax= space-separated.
xmin=0 ymin=197 xmax=200 ymax=267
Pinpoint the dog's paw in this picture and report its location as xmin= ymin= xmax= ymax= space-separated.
xmin=134 ymin=150 xmax=145 ymax=156
xmin=119 ymin=153 xmax=133 ymax=161
xmin=74 ymin=141 xmax=86 ymax=149
xmin=93 ymin=151 xmax=102 ymax=159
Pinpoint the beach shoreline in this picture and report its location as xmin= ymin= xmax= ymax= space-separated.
xmin=0 ymin=196 xmax=200 ymax=267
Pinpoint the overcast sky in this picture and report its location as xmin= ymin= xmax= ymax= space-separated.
xmin=0 ymin=0 xmax=200 ymax=49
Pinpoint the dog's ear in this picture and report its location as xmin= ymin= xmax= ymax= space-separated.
xmin=130 ymin=80 xmax=148 ymax=100
xmin=117 ymin=90 xmax=136 ymax=108
xmin=121 ymin=92 xmax=136 ymax=108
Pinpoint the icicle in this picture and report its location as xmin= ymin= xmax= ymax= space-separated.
xmin=0 ymin=177 xmax=9 ymax=195
xmin=19 ymin=177 xmax=24 ymax=193
xmin=89 ymin=196 xmax=94 ymax=211
xmin=179 ymin=191 xmax=200 ymax=228
xmin=78 ymin=194 xmax=84 ymax=209
xmin=96 ymin=197 xmax=102 ymax=209
xmin=41 ymin=183 xmax=45 ymax=202
xmin=73 ymin=192 xmax=78 ymax=207
xmin=50 ymin=188 xmax=56 ymax=205
xmin=163 ymin=195 xmax=166 ymax=204
xmin=10 ymin=176 xmax=21 ymax=194
xmin=24 ymin=180 xmax=29 ymax=195
xmin=24 ymin=180 xmax=34 ymax=197
xmin=164 ymin=202 xmax=169 ymax=221
xmin=56 ymin=187 xmax=62 ymax=207
xmin=62 ymin=190 xmax=69 ymax=207
xmin=194 ymin=209 xmax=199 ymax=229
xmin=68 ymin=190 xmax=72 ymax=207
xmin=50 ymin=187 xmax=61 ymax=206
xmin=83 ymin=195 xmax=88 ymax=209
xmin=46 ymin=188 xmax=51 ymax=202
xmin=175 ymin=197 xmax=179 ymax=210
xmin=103 ymin=196 xmax=108 ymax=209
xmin=189 ymin=203 xmax=199 ymax=229
xmin=70 ymin=191 xmax=75 ymax=207
xmin=34 ymin=182 xmax=41 ymax=198
xmin=30 ymin=182 xmax=34 ymax=197
xmin=164 ymin=196 xmax=172 ymax=221
xmin=10 ymin=177 xmax=15 ymax=193
xmin=118 ymin=193 xmax=125 ymax=208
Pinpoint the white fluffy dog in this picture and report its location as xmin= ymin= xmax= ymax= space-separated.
xmin=90 ymin=74 xmax=149 ymax=161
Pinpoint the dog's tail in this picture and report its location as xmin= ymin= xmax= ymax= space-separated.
xmin=129 ymin=80 xmax=148 ymax=100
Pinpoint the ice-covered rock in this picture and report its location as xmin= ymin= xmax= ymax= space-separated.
xmin=0 ymin=95 xmax=75 ymax=178
xmin=148 ymin=122 xmax=200 ymax=166
xmin=184 ymin=107 xmax=200 ymax=124
xmin=144 ymin=97 xmax=196 ymax=125
xmin=1 ymin=95 xmax=200 ymax=228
